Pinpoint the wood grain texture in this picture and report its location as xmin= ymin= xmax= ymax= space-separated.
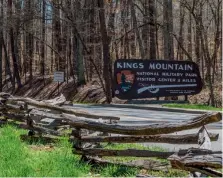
xmin=79 ymin=132 xmax=219 ymax=144
xmin=63 ymin=112 xmax=222 ymax=135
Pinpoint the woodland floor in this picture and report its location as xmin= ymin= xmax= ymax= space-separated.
xmin=2 ymin=75 xmax=222 ymax=107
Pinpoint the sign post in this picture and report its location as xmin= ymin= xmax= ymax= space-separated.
xmin=54 ymin=71 xmax=65 ymax=95
xmin=114 ymin=59 xmax=203 ymax=99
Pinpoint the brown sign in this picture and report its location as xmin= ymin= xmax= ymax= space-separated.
xmin=114 ymin=59 xmax=203 ymax=99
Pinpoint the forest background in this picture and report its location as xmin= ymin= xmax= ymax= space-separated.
xmin=0 ymin=0 xmax=222 ymax=107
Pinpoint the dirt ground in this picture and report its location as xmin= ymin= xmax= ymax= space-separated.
xmin=3 ymin=76 xmax=222 ymax=107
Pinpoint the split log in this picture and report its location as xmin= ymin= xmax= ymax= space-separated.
xmin=0 ymin=119 xmax=63 ymax=136
xmin=75 ymin=148 xmax=175 ymax=159
xmin=29 ymin=109 xmax=112 ymax=124
xmin=63 ymin=112 xmax=222 ymax=135
xmin=0 ymin=120 xmax=62 ymax=136
xmin=29 ymin=109 xmax=64 ymax=122
xmin=79 ymin=132 xmax=219 ymax=144
xmin=185 ymin=166 xmax=222 ymax=177
xmin=75 ymin=147 xmax=222 ymax=159
xmin=42 ymin=94 xmax=66 ymax=106
xmin=19 ymin=123 xmax=62 ymax=136
xmin=192 ymin=126 xmax=213 ymax=177
xmin=6 ymin=96 xmax=120 ymax=121
xmin=81 ymin=156 xmax=170 ymax=171
xmin=3 ymin=104 xmax=26 ymax=112
xmin=198 ymin=126 xmax=212 ymax=150
xmin=168 ymin=151 xmax=222 ymax=168
xmin=3 ymin=113 xmax=28 ymax=122
xmin=168 ymin=148 xmax=222 ymax=177
xmin=176 ymin=148 xmax=222 ymax=156
xmin=20 ymin=134 xmax=60 ymax=143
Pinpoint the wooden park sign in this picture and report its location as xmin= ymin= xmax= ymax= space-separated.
xmin=114 ymin=59 xmax=203 ymax=99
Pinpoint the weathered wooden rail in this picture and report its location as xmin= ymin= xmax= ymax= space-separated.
xmin=0 ymin=92 xmax=222 ymax=177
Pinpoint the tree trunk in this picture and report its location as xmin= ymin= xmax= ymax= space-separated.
xmin=177 ymin=1 xmax=185 ymax=61
xmin=163 ymin=0 xmax=174 ymax=60
xmin=75 ymin=0 xmax=85 ymax=85
xmin=0 ymin=0 xmax=3 ymax=92
xmin=98 ymin=0 xmax=112 ymax=103
xmin=53 ymin=0 xmax=62 ymax=71
xmin=40 ymin=0 xmax=46 ymax=80
xmin=149 ymin=0 xmax=156 ymax=59
xmin=187 ymin=13 xmax=192 ymax=61
xmin=130 ymin=0 xmax=145 ymax=58
xmin=76 ymin=37 xmax=85 ymax=85
xmin=2 ymin=37 xmax=14 ymax=88
xmin=142 ymin=0 xmax=149 ymax=58
xmin=8 ymin=0 xmax=22 ymax=89
xmin=195 ymin=21 xmax=201 ymax=64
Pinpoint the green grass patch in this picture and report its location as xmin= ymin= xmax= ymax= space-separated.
xmin=103 ymin=143 xmax=166 ymax=151
xmin=163 ymin=103 xmax=222 ymax=111
xmin=0 ymin=125 xmax=90 ymax=177
xmin=0 ymin=125 xmax=188 ymax=177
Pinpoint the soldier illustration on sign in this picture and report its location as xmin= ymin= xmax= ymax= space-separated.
xmin=117 ymin=70 xmax=135 ymax=92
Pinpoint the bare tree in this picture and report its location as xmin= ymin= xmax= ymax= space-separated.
xmin=40 ymin=0 xmax=46 ymax=80
xmin=130 ymin=0 xmax=145 ymax=59
xmin=98 ymin=0 xmax=112 ymax=103
xmin=0 ymin=0 xmax=3 ymax=91
xmin=149 ymin=0 xmax=156 ymax=59
xmin=8 ymin=0 xmax=22 ymax=89
xmin=163 ymin=0 xmax=174 ymax=60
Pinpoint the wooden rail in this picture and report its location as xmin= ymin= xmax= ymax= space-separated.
xmin=0 ymin=92 xmax=222 ymax=177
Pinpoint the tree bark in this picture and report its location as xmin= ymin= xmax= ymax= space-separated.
xmin=177 ymin=1 xmax=185 ymax=61
xmin=8 ymin=0 xmax=22 ymax=89
xmin=40 ymin=0 xmax=46 ymax=79
xmin=98 ymin=0 xmax=112 ymax=103
xmin=163 ymin=0 xmax=174 ymax=60
xmin=130 ymin=0 xmax=145 ymax=58
xmin=187 ymin=13 xmax=192 ymax=61
xmin=0 ymin=0 xmax=2 ymax=92
xmin=142 ymin=0 xmax=149 ymax=58
xmin=2 ymin=37 xmax=14 ymax=88
xmin=149 ymin=0 xmax=156 ymax=59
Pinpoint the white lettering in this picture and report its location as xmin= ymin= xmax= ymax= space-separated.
xmin=156 ymin=63 xmax=162 ymax=69
xmin=148 ymin=63 xmax=194 ymax=71
xmin=178 ymin=65 xmax=184 ymax=70
xmin=117 ymin=63 xmax=122 ymax=68
xmin=139 ymin=63 xmax=144 ymax=69
xmin=117 ymin=62 xmax=144 ymax=69
xmin=126 ymin=63 xmax=132 ymax=68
